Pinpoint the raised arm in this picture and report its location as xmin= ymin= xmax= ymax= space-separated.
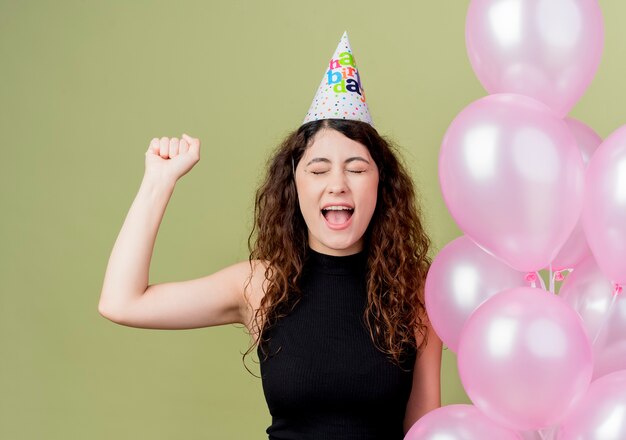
xmin=97 ymin=135 xmax=260 ymax=330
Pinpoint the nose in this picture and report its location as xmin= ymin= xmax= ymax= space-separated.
xmin=326 ymin=170 xmax=348 ymax=194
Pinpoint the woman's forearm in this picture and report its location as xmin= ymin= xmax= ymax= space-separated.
xmin=98 ymin=174 xmax=176 ymax=318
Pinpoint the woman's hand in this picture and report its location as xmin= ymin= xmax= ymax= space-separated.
xmin=144 ymin=134 xmax=200 ymax=183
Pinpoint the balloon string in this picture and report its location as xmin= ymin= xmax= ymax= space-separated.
xmin=591 ymin=283 xmax=622 ymax=346
xmin=548 ymin=268 xmax=568 ymax=294
xmin=538 ymin=425 xmax=558 ymax=440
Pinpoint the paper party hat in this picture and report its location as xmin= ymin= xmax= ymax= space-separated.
xmin=303 ymin=31 xmax=373 ymax=126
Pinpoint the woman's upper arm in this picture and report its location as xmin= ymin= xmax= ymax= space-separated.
xmin=99 ymin=260 xmax=264 ymax=330
xmin=403 ymin=318 xmax=443 ymax=433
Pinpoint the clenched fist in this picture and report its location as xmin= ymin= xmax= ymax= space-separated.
xmin=144 ymin=133 xmax=200 ymax=183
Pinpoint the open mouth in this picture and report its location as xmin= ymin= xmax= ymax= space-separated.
xmin=321 ymin=206 xmax=354 ymax=226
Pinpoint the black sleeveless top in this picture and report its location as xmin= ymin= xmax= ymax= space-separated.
xmin=258 ymin=248 xmax=416 ymax=440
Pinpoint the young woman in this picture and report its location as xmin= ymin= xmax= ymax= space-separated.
xmin=98 ymin=33 xmax=441 ymax=439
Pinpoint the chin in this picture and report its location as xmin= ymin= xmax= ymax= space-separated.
xmin=313 ymin=236 xmax=364 ymax=255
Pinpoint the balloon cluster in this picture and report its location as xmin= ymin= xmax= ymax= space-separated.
xmin=406 ymin=1 xmax=626 ymax=439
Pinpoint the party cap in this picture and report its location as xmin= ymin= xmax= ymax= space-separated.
xmin=303 ymin=31 xmax=373 ymax=126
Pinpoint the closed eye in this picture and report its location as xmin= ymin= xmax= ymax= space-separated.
xmin=307 ymin=169 xmax=366 ymax=175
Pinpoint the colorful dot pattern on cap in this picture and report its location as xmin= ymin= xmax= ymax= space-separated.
xmin=303 ymin=31 xmax=373 ymax=126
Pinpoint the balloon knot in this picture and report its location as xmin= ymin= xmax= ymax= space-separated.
xmin=615 ymin=284 xmax=623 ymax=296
xmin=525 ymin=273 xmax=537 ymax=282
xmin=554 ymin=271 xmax=564 ymax=282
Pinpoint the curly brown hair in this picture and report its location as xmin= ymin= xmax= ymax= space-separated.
xmin=242 ymin=118 xmax=432 ymax=372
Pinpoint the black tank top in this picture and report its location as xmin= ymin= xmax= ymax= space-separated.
xmin=258 ymin=248 xmax=416 ymax=440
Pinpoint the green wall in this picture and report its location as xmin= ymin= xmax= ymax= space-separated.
xmin=1 ymin=1 xmax=625 ymax=438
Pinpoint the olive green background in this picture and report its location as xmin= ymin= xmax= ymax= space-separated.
xmin=2 ymin=1 xmax=626 ymax=439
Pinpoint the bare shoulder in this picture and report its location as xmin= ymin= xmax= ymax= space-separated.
xmin=179 ymin=257 xmax=270 ymax=332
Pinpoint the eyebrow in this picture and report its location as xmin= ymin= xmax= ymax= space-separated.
xmin=305 ymin=157 xmax=371 ymax=166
